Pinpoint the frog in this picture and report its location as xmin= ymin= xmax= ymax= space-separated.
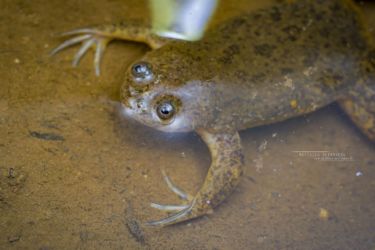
xmin=52 ymin=0 xmax=375 ymax=226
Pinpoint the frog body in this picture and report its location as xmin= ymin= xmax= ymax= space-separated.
xmin=53 ymin=0 xmax=375 ymax=226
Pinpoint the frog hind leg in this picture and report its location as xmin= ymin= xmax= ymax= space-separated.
xmin=146 ymin=130 xmax=244 ymax=227
xmin=51 ymin=22 xmax=171 ymax=75
xmin=338 ymin=80 xmax=375 ymax=141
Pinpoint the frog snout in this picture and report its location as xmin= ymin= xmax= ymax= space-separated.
xmin=128 ymin=86 xmax=140 ymax=97
xmin=126 ymin=97 xmax=148 ymax=114
xmin=122 ymin=86 xmax=141 ymax=107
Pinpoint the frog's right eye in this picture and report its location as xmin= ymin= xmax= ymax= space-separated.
xmin=156 ymin=101 xmax=175 ymax=121
xmin=131 ymin=61 xmax=153 ymax=83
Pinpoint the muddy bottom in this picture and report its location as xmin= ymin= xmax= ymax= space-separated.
xmin=0 ymin=0 xmax=374 ymax=249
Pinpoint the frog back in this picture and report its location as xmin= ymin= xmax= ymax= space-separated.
xmin=185 ymin=0 xmax=373 ymax=131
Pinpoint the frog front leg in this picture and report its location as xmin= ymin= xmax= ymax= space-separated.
xmin=147 ymin=130 xmax=244 ymax=226
xmin=51 ymin=22 xmax=171 ymax=75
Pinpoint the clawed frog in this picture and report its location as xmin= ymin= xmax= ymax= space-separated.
xmin=52 ymin=0 xmax=375 ymax=226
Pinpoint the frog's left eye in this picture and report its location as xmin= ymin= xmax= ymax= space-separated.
xmin=156 ymin=101 xmax=175 ymax=121
xmin=131 ymin=61 xmax=153 ymax=83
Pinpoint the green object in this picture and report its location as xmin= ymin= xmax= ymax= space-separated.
xmin=150 ymin=0 xmax=218 ymax=41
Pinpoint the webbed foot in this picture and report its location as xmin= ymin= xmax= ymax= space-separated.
xmin=146 ymin=130 xmax=244 ymax=226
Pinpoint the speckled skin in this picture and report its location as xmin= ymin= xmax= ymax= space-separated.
xmin=53 ymin=0 xmax=375 ymax=226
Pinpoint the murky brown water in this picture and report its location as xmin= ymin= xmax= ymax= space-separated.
xmin=1 ymin=0 xmax=374 ymax=249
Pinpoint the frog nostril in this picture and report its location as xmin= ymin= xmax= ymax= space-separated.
xmin=129 ymin=86 xmax=139 ymax=96
xmin=136 ymin=99 xmax=147 ymax=111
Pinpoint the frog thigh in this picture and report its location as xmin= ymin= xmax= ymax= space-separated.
xmin=338 ymin=82 xmax=375 ymax=141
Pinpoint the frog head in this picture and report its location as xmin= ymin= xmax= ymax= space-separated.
xmin=120 ymin=54 xmax=213 ymax=133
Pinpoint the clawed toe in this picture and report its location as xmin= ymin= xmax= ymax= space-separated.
xmin=72 ymin=38 xmax=95 ymax=67
xmin=50 ymin=34 xmax=92 ymax=56
xmin=161 ymin=170 xmax=191 ymax=200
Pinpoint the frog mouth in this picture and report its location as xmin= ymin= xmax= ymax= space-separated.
xmin=121 ymin=96 xmax=139 ymax=116
xmin=121 ymin=98 xmax=131 ymax=109
xmin=121 ymin=103 xmax=133 ymax=118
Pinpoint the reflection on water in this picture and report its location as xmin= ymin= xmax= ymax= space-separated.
xmin=1 ymin=0 xmax=374 ymax=249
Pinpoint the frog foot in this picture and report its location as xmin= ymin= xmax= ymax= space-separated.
xmin=51 ymin=24 xmax=170 ymax=75
xmin=146 ymin=170 xmax=195 ymax=226
xmin=145 ymin=130 xmax=244 ymax=226
xmin=51 ymin=28 xmax=111 ymax=76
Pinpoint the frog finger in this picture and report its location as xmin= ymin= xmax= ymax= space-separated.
xmin=94 ymin=39 xmax=107 ymax=76
xmin=150 ymin=203 xmax=189 ymax=211
xmin=50 ymin=34 xmax=92 ymax=56
xmin=145 ymin=200 xmax=195 ymax=227
xmin=60 ymin=28 xmax=99 ymax=37
xmin=161 ymin=170 xmax=190 ymax=200
xmin=72 ymin=38 xmax=95 ymax=67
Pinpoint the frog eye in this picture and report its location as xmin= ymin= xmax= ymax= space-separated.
xmin=131 ymin=61 xmax=153 ymax=82
xmin=156 ymin=101 xmax=175 ymax=120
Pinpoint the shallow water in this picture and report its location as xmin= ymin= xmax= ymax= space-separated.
xmin=0 ymin=0 xmax=374 ymax=249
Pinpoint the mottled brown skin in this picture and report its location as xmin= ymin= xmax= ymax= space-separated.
xmin=53 ymin=0 xmax=375 ymax=226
